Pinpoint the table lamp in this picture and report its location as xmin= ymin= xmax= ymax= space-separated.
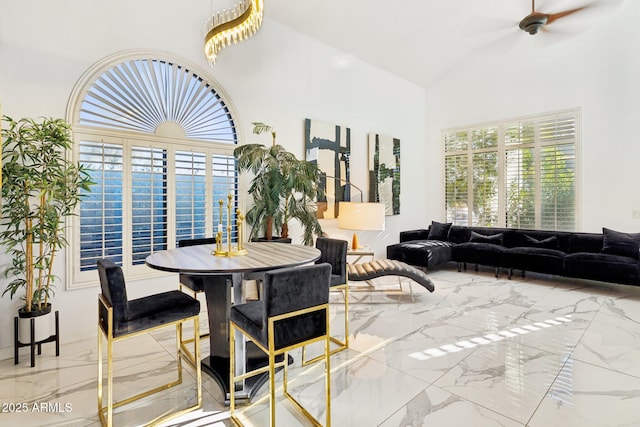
xmin=338 ymin=201 xmax=385 ymax=249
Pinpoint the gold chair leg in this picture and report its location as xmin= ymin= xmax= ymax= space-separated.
xmin=229 ymin=323 xmax=237 ymax=425
xmin=325 ymin=325 xmax=331 ymax=426
xmin=269 ymin=352 xmax=276 ymax=427
xmin=302 ymin=284 xmax=348 ymax=366
xmin=98 ymin=316 xmax=202 ymax=427
xmin=179 ymin=285 xmax=210 ymax=366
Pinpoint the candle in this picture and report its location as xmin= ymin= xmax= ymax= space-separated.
xmin=218 ymin=223 xmax=223 ymax=233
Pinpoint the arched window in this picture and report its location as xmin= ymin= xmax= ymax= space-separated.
xmin=69 ymin=53 xmax=240 ymax=287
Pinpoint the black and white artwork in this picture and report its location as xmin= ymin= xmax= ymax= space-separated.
xmin=368 ymin=133 xmax=400 ymax=215
xmin=305 ymin=118 xmax=352 ymax=219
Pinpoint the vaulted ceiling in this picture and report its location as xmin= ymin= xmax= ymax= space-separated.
xmin=266 ymin=0 xmax=624 ymax=89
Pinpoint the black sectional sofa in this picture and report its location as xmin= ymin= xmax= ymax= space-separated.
xmin=386 ymin=221 xmax=640 ymax=286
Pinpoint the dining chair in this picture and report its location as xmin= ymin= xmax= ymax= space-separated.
xmin=97 ymin=258 xmax=202 ymax=427
xmin=302 ymin=236 xmax=348 ymax=365
xmin=177 ymin=237 xmax=217 ymax=364
xmin=229 ymin=263 xmax=332 ymax=427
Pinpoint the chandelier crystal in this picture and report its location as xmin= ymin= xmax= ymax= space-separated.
xmin=204 ymin=0 xmax=264 ymax=65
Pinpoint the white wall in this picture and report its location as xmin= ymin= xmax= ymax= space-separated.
xmin=425 ymin=1 xmax=640 ymax=234
xmin=0 ymin=0 xmax=426 ymax=357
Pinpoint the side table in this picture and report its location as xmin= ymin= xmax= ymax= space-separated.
xmin=347 ymin=248 xmax=374 ymax=265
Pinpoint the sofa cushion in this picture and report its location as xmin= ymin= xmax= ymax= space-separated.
xmin=386 ymin=240 xmax=453 ymax=269
xmin=448 ymin=226 xmax=470 ymax=244
xmin=564 ymin=252 xmax=640 ymax=286
xmin=452 ymin=242 xmax=506 ymax=267
xmin=602 ymin=227 xmax=640 ymax=260
xmin=427 ymin=221 xmax=452 ymax=241
xmin=469 ymin=231 xmax=504 ymax=245
xmin=568 ymin=233 xmax=603 ymax=254
xmin=523 ymin=234 xmax=559 ymax=250
xmin=504 ymin=247 xmax=565 ymax=275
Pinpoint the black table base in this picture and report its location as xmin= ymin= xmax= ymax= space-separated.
xmin=201 ymin=344 xmax=290 ymax=404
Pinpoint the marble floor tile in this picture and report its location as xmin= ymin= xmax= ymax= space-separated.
xmin=3 ymin=265 xmax=640 ymax=426
xmin=527 ymin=358 xmax=640 ymax=427
xmin=433 ymin=339 xmax=568 ymax=424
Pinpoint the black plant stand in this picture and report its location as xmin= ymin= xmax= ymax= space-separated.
xmin=14 ymin=310 xmax=60 ymax=367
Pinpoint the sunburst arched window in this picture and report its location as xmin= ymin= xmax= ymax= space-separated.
xmin=71 ymin=56 xmax=239 ymax=287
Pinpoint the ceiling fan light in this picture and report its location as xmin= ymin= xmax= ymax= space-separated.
xmin=519 ymin=13 xmax=548 ymax=35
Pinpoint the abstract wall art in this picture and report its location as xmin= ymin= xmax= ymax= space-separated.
xmin=304 ymin=118 xmax=352 ymax=219
xmin=368 ymin=133 xmax=400 ymax=215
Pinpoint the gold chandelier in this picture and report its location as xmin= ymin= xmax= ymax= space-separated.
xmin=204 ymin=0 xmax=264 ymax=65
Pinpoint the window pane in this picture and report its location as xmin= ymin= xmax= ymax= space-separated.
xmin=212 ymin=154 xmax=238 ymax=242
xmin=79 ymin=141 xmax=124 ymax=270
xmin=471 ymin=127 xmax=498 ymax=150
xmin=472 ymin=151 xmax=498 ymax=227
xmin=445 ymin=154 xmax=469 ymax=225
xmin=175 ymin=150 xmax=207 ymax=243
xmin=444 ymin=131 xmax=468 ymax=152
xmin=505 ymin=147 xmax=536 ymax=229
xmin=443 ymin=109 xmax=578 ymax=231
xmin=131 ymin=146 xmax=168 ymax=264
xmin=540 ymin=144 xmax=575 ymax=231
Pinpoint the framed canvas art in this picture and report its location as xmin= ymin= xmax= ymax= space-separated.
xmin=368 ymin=133 xmax=400 ymax=215
xmin=304 ymin=118 xmax=352 ymax=219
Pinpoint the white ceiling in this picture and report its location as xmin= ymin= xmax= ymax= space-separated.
xmin=265 ymin=0 xmax=624 ymax=89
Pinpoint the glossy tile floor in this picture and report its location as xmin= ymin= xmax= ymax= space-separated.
xmin=2 ymin=266 xmax=640 ymax=426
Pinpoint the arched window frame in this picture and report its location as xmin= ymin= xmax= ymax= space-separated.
xmin=66 ymin=50 xmax=243 ymax=289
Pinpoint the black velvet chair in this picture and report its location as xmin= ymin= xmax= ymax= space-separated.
xmin=177 ymin=237 xmax=217 ymax=364
xmin=303 ymin=237 xmax=348 ymax=365
xmin=229 ymin=263 xmax=332 ymax=427
xmin=97 ymin=258 xmax=202 ymax=427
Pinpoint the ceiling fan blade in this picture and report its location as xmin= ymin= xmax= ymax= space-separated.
xmin=546 ymin=6 xmax=589 ymax=25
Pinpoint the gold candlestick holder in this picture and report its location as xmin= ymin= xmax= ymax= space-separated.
xmin=213 ymin=194 xmax=248 ymax=257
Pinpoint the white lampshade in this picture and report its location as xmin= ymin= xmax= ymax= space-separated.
xmin=337 ymin=202 xmax=385 ymax=231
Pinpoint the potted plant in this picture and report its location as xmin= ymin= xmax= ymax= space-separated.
xmin=1 ymin=116 xmax=93 ymax=341
xmin=234 ymin=122 xmax=323 ymax=245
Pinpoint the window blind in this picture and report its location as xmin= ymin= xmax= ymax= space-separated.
xmin=443 ymin=108 xmax=579 ymax=231
xmin=79 ymin=140 xmax=124 ymax=270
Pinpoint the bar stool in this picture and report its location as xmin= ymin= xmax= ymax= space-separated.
xmin=230 ymin=263 xmax=332 ymax=426
xmin=97 ymin=258 xmax=202 ymax=427
xmin=303 ymin=237 xmax=348 ymax=365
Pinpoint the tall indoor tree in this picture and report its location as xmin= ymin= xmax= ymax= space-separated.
xmin=234 ymin=122 xmax=323 ymax=245
xmin=1 ymin=116 xmax=94 ymax=313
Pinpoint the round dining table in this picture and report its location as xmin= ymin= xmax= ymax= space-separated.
xmin=145 ymin=241 xmax=320 ymax=402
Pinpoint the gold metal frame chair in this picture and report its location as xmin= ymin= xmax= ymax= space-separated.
xmin=229 ymin=263 xmax=332 ymax=427
xmin=303 ymin=237 xmax=348 ymax=365
xmin=97 ymin=258 xmax=202 ymax=427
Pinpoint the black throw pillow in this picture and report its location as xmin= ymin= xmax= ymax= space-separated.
xmin=602 ymin=227 xmax=640 ymax=260
xmin=524 ymin=234 xmax=558 ymax=250
xmin=469 ymin=231 xmax=503 ymax=245
xmin=427 ymin=221 xmax=452 ymax=241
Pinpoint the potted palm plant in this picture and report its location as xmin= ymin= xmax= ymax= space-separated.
xmin=234 ymin=122 xmax=323 ymax=245
xmin=1 ymin=116 xmax=93 ymax=342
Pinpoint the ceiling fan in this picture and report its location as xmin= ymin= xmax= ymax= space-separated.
xmin=519 ymin=0 xmax=591 ymax=35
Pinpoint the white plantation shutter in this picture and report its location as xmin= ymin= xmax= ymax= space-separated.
xmin=72 ymin=56 xmax=238 ymax=287
xmin=472 ymin=151 xmax=499 ymax=227
xmin=539 ymin=113 xmax=576 ymax=230
xmin=444 ymin=109 xmax=579 ymax=230
xmin=445 ymin=153 xmax=469 ymax=225
xmin=505 ymin=120 xmax=536 ymax=229
xmin=175 ymin=150 xmax=208 ymax=242
xmin=445 ymin=131 xmax=470 ymax=225
xmin=131 ymin=146 xmax=168 ymax=265
xmin=79 ymin=140 xmax=124 ymax=270
xmin=211 ymin=154 xmax=238 ymax=242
